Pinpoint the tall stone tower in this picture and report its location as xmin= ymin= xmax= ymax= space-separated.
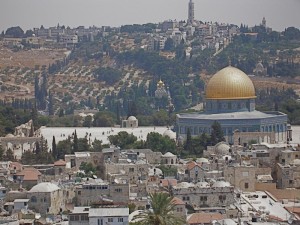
xmin=188 ymin=0 xmax=195 ymax=25
xmin=262 ymin=17 xmax=266 ymax=28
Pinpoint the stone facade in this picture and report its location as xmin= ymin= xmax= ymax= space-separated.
xmin=276 ymin=162 xmax=300 ymax=189
xmin=27 ymin=183 xmax=64 ymax=215
xmin=171 ymin=182 xmax=235 ymax=209
xmin=224 ymin=165 xmax=271 ymax=192
xmin=122 ymin=149 xmax=162 ymax=164
xmin=105 ymin=163 xmax=150 ymax=184
xmin=65 ymin=152 xmax=104 ymax=170
xmin=75 ymin=182 xmax=129 ymax=206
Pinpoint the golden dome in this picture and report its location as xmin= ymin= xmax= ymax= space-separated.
xmin=157 ymin=79 xmax=165 ymax=87
xmin=206 ymin=66 xmax=256 ymax=100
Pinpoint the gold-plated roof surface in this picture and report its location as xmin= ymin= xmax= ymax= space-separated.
xmin=157 ymin=79 xmax=165 ymax=87
xmin=206 ymin=66 xmax=256 ymax=100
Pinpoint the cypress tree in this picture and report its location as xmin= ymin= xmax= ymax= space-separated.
xmin=73 ymin=130 xmax=78 ymax=154
xmin=184 ymin=128 xmax=192 ymax=152
xmin=52 ymin=136 xmax=57 ymax=160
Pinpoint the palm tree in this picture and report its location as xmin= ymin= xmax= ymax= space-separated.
xmin=133 ymin=192 xmax=186 ymax=225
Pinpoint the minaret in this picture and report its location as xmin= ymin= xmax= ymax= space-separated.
xmin=262 ymin=17 xmax=266 ymax=28
xmin=188 ymin=0 xmax=195 ymax=25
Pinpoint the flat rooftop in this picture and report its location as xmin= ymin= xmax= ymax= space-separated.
xmin=240 ymin=191 xmax=291 ymax=221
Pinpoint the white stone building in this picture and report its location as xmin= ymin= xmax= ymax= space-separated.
xmin=69 ymin=207 xmax=129 ymax=225
xmin=89 ymin=208 xmax=129 ymax=225
xmin=27 ymin=182 xmax=64 ymax=215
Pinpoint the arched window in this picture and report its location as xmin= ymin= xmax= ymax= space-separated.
xmin=31 ymin=196 xmax=37 ymax=203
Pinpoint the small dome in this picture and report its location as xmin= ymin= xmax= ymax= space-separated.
xmin=291 ymin=159 xmax=300 ymax=166
xmin=163 ymin=129 xmax=176 ymax=140
xmin=157 ymin=79 xmax=165 ymax=87
xmin=79 ymin=113 xmax=87 ymax=117
xmin=127 ymin=116 xmax=137 ymax=121
xmin=29 ymin=182 xmax=60 ymax=192
xmin=197 ymin=158 xmax=209 ymax=163
xmin=206 ymin=66 xmax=256 ymax=100
xmin=222 ymin=155 xmax=232 ymax=161
xmin=5 ymin=134 xmax=15 ymax=138
xmin=176 ymin=182 xmax=195 ymax=188
xmin=163 ymin=152 xmax=176 ymax=157
xmin=215 ymin=142 xmax=230 ymax=155
xmin=148 ymin=167 xmax=163 ymax=176
xmin=212 ymin=181 xmax=231 ymax=188
xmin=196 ymin=182 xmax=209 ymax=188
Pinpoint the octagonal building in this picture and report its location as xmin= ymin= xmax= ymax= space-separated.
xmin=176 ymin=66 xmax=288 ymax=143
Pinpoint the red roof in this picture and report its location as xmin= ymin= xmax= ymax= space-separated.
xmin=9 ymin=162 xmax=23 ymax=171
xmin=172 ymin=197 xmax=185 ymax=205
xmin=16 ymin=167 xmax=41 ymax=181
xmin=160 ymin=179 xmax=177 ymax=187
xmin=188 ymin=212 xmax=224 ymax=224
xmin=267 ymin=215 xmax=286 ymax=222
xmin=54 ymin=159 xmax=66 ymax=166
xmin=187 ymin=161 xmax=201 ymax=171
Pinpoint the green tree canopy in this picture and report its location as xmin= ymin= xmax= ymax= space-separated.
xmin=79 ymin=162 xmax=96 ymax=175
xmin=133 ymin=192 xmax=185 ymax=225
xmin=108 ymin=131 xmax=137 ymax=149
xmin=145 ymin=132 xmax=176 ymax=154
xmin=94 ymin=67 xmax=122 ymax=85
xmin=210 ymin=121 xmax=225 ymax=145
xmin=93 ymin=111 xmax=115 ymax=127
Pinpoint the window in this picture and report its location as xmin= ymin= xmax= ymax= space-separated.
xmin=219 ymin=195 xmax=226 ymax=202
xmin=129 ymin=168 xmax=134 ymax=172
xmin=30 ymin=196 xmax=37 ymax=203
xmin=74 ymin=215 xmax=79 ymax=221
xmin=108 ymin=218 xmax=113 ymax=222
xmin=183 ymin=197 xmax=185 ymax=201
xmin=177 ymin=207 xmax=183 ymax=212
xmin=242 ymin=172 xmax=249 ymax=177
xmin=118 ymin=218 xmax=124 ymax=222
xmin=289 ymin=180 xmax=293 ymax=184
xmin=200 ymin=196 xmax=207 ymax=201
xmin=98 ymin=219 xmax=103 ymax=225
xmin=245 ymin=183 xmax=249 ymax=189
xmin=115 ymin=188 xmax=122 ymax=193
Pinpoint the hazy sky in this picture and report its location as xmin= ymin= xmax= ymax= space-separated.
xmin=0 ymin=0 xmax=299 ymax=32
